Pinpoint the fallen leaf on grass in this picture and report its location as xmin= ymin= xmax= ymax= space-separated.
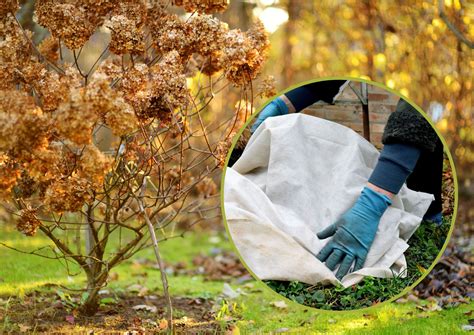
xmin=18 ymin=324 xmax=31 ymax=332
xmin=144 ymin=319 xmax=157 ymax=327
xmin=158 ymin=319 xmax=168 ymax=330
xmin=461 ymin=325 xmax=474 ymax=331
xmin=299 ymin=315 xmax=317 ymax=326
xmin=407 ymin=294 xmax=420 ymax=303
xmin=235 ymin=274 xmax=253 ymax=284
xmin=193 ymin=251 xmax=248 ymax=281
xmin=137 ymin=286 xmax=149 ymax=297
xmin=208 ymin=236 xmax=221 ymax=244
xmin=270 ymin=301 xmax=288 ymax=309
xmin=65 ymin=315 xmax=75 ymax=324
xmin=188 ymin=298 xmax=205 ymax=305
xmin=223 ymin=283 xmax=240 ymax=299
xmin=132 ymin=304 xmax=157 ymax=313
xmin=127 ymin=284 xmax=145 ymax=293
xmin=273 ymin=327 xmax=290 ymax=333
xmin=225 ymin=324 xmax=240 ymax=335
xmin=416 ymin=301 xmax=442 ymax=312
xmin=414 ymin=243 xmax=474 ymax=307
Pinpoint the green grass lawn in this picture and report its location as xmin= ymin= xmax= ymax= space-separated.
xmin=0 ymin=225 xmax=472 ymax=334
xmin=0 ymin=225 xmax=229 ymax=298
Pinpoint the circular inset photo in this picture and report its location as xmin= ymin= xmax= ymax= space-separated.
xmin=221 ymin=78 xmax=457 ymax=311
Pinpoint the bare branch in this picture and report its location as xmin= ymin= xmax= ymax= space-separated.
xmin=438 ymin=0 xmax=474 ymax=49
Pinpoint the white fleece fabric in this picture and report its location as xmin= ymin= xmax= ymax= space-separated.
xmin=224 ymin=114 xmax=434 ymax=287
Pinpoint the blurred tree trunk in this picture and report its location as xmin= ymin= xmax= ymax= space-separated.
xmin=282 ymin=0 xmax=300 ymax=87
xmin=363 ymin=0 xmax=376 ymax=79
xmin=17 ymin=0 xmax=48 ymax=43
xmin=219 ymin=0 xmax=252 ymax=30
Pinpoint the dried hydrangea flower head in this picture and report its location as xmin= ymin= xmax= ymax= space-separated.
xmin=0 ymin=14 xmax=34 ymax=89
xmin=149 ymin=11 xmax=194 ymax=58
xmin=0 ymin=90 xmax=49 ymax=154
xmin=0 ymin=0 xmax=19 ymax=19
xmin=149 ymin=51 xmax=189 ymax=122
xmin=221 ymin=21 xmax=269 ymax=85
xmin=81 ymin=0 xmax=117 ymax=27
xmin=119 ymin=51 xmax=189 ymax=123
xmin=188 ymin=14 xmax=227 ymax=56
xmin=0 ymin=154 xmax=20 ymax=198
xmin=35 ymin=0 xmax=96 ymax=50
xmin=196 ymin=176 xmax=217 ymax=198
xmin=173 ymin=0 xmax=229 ymax=14
xmin=257 ymin=75 xmax=277 ymax=98
xmin=44 ymin=177 xmax=92 ymax=213
xmin=107 ymin=1 xmax=147 ymax=55
xmin=215 ymin=100 xmax=255 ymax=167
xmin=17 ymin=207 xmax=41 ymax=236
xmin=37 ymin=35 xmax=60 ymax=62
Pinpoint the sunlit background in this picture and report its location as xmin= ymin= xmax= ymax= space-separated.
xmin=231 ymin=0 xmax=473 ymax=190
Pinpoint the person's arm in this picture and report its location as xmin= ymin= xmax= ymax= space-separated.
xmin=316 ymin=143 xmax=421 ymax=280
xmin=317 ymin=99 xmax=429 ymax=279
xmin=251 ymin=80 xmax=346 ymax=132
xmin=285 ymin=80 xmax=346 ymax=112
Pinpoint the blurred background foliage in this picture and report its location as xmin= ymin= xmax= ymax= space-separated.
xmin=221 ymin=0 xmax=473 ymax=231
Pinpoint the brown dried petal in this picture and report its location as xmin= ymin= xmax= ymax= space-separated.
xmin=0 ymin=155 xmax=20 ymax=199
xmin=17 ymin=208 xmax=41 ymax=236
xmin=172 ymin=0 xmax=229 ymax=14
xmin=54 ymin=88 xmax=96 ymax=145
xmin=36 ymin=1 xmax=95 ymax=50
xmin=0 ymin=0 xmax=19 ymax=19
xmin=38 ymin=35 xmax=59 ymax=62
xmin=45 ymin=177 xmax=92 ymax=213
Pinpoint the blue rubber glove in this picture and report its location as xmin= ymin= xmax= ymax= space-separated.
xmin=316 ymin=187 xmax=392 ymax=280
xmin=250 ymin=97 xmax=289 ymax=133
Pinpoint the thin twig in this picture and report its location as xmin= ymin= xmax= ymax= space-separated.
xmin=136 ymin=179 xmax=173 ymax=332
xmin=438 ymin=0 xmax=473 ymax=49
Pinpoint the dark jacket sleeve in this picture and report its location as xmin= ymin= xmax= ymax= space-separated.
xmin=285 ymin=80 xmax=346 ymax=112
xmin=382 ymin=99 xmax=438 ymax=152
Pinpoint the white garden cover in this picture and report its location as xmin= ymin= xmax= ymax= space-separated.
xmin=223 ymin=113 xmax=434 ymax=287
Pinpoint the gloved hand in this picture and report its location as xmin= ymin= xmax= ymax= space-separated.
xmin=250 ymin=97 xmax=289 ymax=133
xmin=316 ymin=187 xmax=392 ymax=280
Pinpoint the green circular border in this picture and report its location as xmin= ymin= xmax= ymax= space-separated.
xmin=219 ymin=75 xmax=459 ymax=314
